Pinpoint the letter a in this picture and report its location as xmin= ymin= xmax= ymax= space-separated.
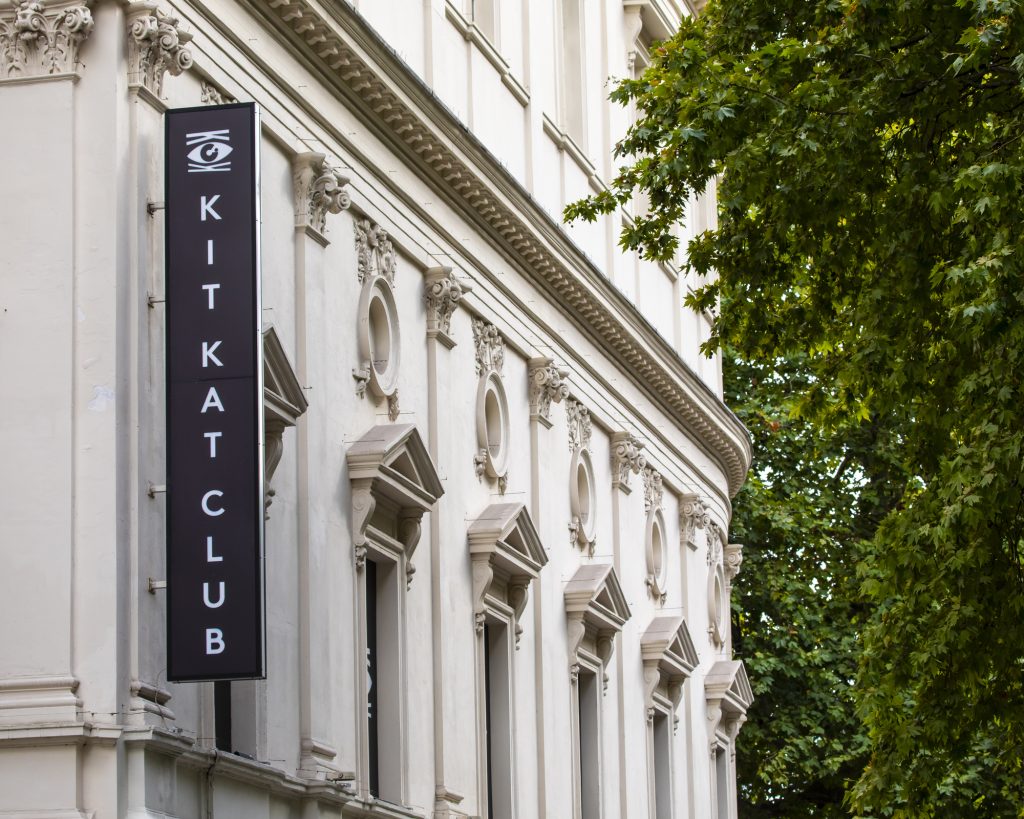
xmin=201 ymin=386 xmax=224 ymax=413
xmin=206 ymin=628 xmax=225 ymax=655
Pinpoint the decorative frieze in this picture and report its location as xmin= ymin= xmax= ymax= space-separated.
xmin=0 ymin=0 xmax=94 ymax=81
xmin=355 ymin=217 xmax=396 ymax=285
xmin=679 ymin=492 xmax=710 ymax=551
xmin=528 ymin=356 xmax=568 ymax=427
xmin=293 ymin=152 xmax=350 ymax=240
xmin=566 ymin=398 xmax=591 ymax=452
xmin=472 ymin=318 xmax=504 ymax=376
xmin=424 ymin=265 xmax=472 ymax=348
xmin=611 ymin=431 xmax=645 ymax=493
xmin=126 ymin=3 xmax=193 ymax=98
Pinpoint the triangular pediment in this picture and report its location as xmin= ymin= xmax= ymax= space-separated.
xmin=263 ymin=325 xmax=308 ymax=426
xmin=467 ymin=502 xmax=548 ymax=579
xmin=564 ymin=563 xmax=631 ymax=634
xmin=641 ymin=615 xmax=698 ymax=680
xmin=705 ymin=659 xmax=754 ymax=715
xmin=347 ymin=423 xmax=444 ymax=510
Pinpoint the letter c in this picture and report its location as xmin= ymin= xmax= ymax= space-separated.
xmin=202 ymin=490 xmax=225 ymax=517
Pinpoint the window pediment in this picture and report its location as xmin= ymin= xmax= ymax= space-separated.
xmin=705 ymin=659 xmax=754 ymax=746
xmin=641 ymin=615 xmax=699 ymax=722
xmin=263 ymin=325 xmax=308 ymax=428
xmin=564 ymin=563 xmax=631 ymax=683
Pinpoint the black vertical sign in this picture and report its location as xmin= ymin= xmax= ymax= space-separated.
xmin=165 ymin=103 xmax=264 ymax=681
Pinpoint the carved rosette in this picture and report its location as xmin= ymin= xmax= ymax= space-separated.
xmin=528 ymin=356 xmax=568 ymax=426
xmin=355 ymin=218 xmax=396 ymax=285
xmin=610 ymin=431 xmax=645 ymax=493
xmin=0 ymin=0 xmax=94 ymax=80
xmin=424 ymin=265 xmax=472 ymax=347
xmin=679 ymin=492 xmax=710 ymax=551
xmin=126 ymin=3 xmax=193 ymax=97
xmin=293 ymin=152 xmax=351 ymax=239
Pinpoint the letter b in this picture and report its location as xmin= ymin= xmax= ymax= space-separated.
xmin=206 ymin=628 xmax=225 ymax=655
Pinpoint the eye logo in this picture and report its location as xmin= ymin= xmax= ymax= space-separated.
xmin=186 ymin=129 xmax=232 ymax=173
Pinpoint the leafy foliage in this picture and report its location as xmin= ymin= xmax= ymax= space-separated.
xmin=567 ymin=0 xmax=1024 ymax=814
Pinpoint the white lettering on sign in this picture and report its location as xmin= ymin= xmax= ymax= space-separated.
xmin=202 ymin=283 xmax=220 ymax=310
xmin=205 ymin=628 xmax=226 ymax=654
xmin=207 ymin=239 xmax=214 ymax=265
xmin=202 ymin=340 xmax=223 ymax=368
xmin=204 ymin=431 xmax=222 ymax=458
xmin=201 ymin=490 xmax=224 ymax=517
xmin=200 ymin=195 xmax=222 ymax=221
xmin=203 ymin=582 xmax=226 ymax=609
xmin=206 ymin=536 xmax=223 ymax=563
xmin=200 ymin=386 xmax=224 ymax=413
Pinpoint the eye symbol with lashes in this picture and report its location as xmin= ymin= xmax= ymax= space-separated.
xmin=187 ymin=141 xmax=233 ymax=167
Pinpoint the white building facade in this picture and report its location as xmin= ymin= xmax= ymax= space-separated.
xmin=0 ymin=1 xmax=753 ymax=818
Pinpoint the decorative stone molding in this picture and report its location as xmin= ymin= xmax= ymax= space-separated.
xmin=705 ymin=660 xmax=753 ymax=749
xmin=125 ymin=3 xmax=193 ymax=98
xmin=642 ymin=466 xmax=663 ymax=514
xmin=0 ymin=674 xmax=81 ymax=725
xmin=353 ymin=221 xmax=401 ymax=419
xmin=257 ymin=0 xmax=752 ymax=498
xmin=355 ymin=217 xmax=396 ymax=285
xmin=527 ymin=356 xmax=568 ymax=427
xmin=610 ymin=431 xmax=645 ymax=493
xmin=424 ymin=265 xmax=472 ymax=348
xmin=468 ymin=502 xmax=548 ymax=645
xmin=293 ymin=152 xmax=350 ymax=242
xmin=706 ymin=522 xmax=729 ymax=648
xmin=564 ymin=563 xmax=630 ymax=690
xmin=0 ymin=0 xmax=94 ymax=81
xmin=129 ymin=678 xmax=174 ymax=723
xmin=641 ymin=616 xmax=698 ymax=726
xmin=724 ymin=543 xmax=743 ymax=583
xmin=707 ymin=518 xmax=726 ymax=568
xmin=569 ymin=445 xmax=598 ymax=557
xmin=472 ymin=318 xmax=504 ymax=377
xmin=263 ymin=326 xmax=309 ymax=519
xmin=346 ymin=424 xmax=444 ymax=585
xmin=679 ymin=492 xmax=710 ymax=551
xmin=200 ymin=78 xmax=233 ymax=105
xmin=472 ymin=320 xmax=510 ymax=492
xmin=566 ymin=398 xmax=592 ymax=452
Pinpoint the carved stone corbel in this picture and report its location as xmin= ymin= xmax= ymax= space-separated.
xmin=596 ymin=634 xmax=614 ymax=693
xmin=724 ymin=543 xmax=744 ymax=586
xmin=566 ymin=612 xmax=586 ymax=683
xmin=125 ymin=2 xmax=193 ymax=98
xmin=399 ymin=510 xmax=423 ymax=589
xmin=0 ymin=0 xmax=94 ymax=81
xmin=471 ymin=555 xmax=494 ymax=634
xmin=264 ymin=419 xmax=286 ymax=520
xmin=611 ymin=431 xmax=645 ymax=493
xmin=528 ymin=357 xmax=569 ymax=427
xmin=293 ymin=152 xmax=350 ymax=242
xmin=508 ymin=580 xmax=529 ymax=649
xmin=424 ymin=266 xmax=472 ymax=348
xmin=643 ymin=662 xmax=661 ymax=723
xmin=680 ymin=493 xmax=710 ymax=551
xmin=351 ymin=478 xmax=375 ymax=571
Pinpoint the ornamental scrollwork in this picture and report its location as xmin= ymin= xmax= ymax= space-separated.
xmin=293 ymin=152 xmax=350 ymax=237
xmin=126 ymin=4 xmax=193 ymax=97
xmin=528 ymin=357 xmax=568 ymax=424
xmin=472 ymin=319 xmax=504 ymax=376
xmin=0 ymin=1 xmax=94 ymax=80
xmin=355 ymin=218 xmax=396 ymax=285
xmin=424 ymin=266 xmax=472 ymax=343
xmin=611 ymin=431 xmax=645 ymax=492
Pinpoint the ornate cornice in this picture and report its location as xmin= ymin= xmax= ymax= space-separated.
xmin=252 ymin=0 xmax=751 ymax=496
xmin=424 ymin=265 xmax=471 ymax=348
xmin=0 ymin=0 xmax=93 ymax=81
xmin=528 ymin=356 xmax=568 ymax=427
xmin=611 ymin=431 xmax=646 ymax=493
xmin=293 ymin=151 xmax=350 ymax=241
xmin=125 ymin=2 xmax=192 ymax=98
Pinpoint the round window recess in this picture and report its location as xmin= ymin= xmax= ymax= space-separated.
xmin=569 ymin=448 xmax=597 ymax=551
xmin=645 ymin=508 xmax=668 ymax=600
xmin=707 ymin=564 xmax=727 ymax=647
xmin=357 ymin=276 xmax=401 ymax=398
xmin=475 ymin=370 xmax=510 ymax=480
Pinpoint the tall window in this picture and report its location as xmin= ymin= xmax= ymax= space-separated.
xmin=484 ymin=621 xmax=512 ymax=819
xmin=364 ymin=556 xmax=401 ymax=803
xmin=558 ymin=0 xmax=587 ymax=146
xmin=652 ymin=711 xmax=672 ymax=819
xmin=577 ymin=668 xmax=601 ymax=819
xmin=473 ymin=0 xmax=498 ymax=44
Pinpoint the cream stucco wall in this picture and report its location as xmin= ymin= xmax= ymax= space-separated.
xmin=0 ymin=1 xmax=752 ymax=818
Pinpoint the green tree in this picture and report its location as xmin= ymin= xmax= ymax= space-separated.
xmin=567 ymin=0 xmax=1024 ymax=814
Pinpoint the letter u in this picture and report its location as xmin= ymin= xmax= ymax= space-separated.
xmin=203 ymin=581 xmax=225 ymax=608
